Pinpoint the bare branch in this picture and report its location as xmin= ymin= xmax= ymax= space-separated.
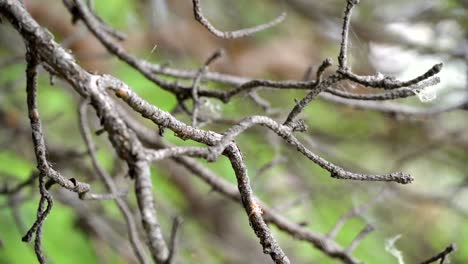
xmin=132 ymin=161 xmax=170 ymax=262
xmin=22 ymin=45 xmax=53 ymax=264
xmin=283 ymin=62 xmax=338 ymax=127
xmin=164 ymin=216 xmax=183 ymax=264
xmin=206 ymin=116 xmax=412 ymax=184
xmin=327 ymin=77 xmax=441 ymax=101
xmin=338 ymin=0 xmax=360 ymax=70
xmin=78 ymin=100 xmax=151 ymax=264
xmin=192 ymin=0 xmax=286 ymax=39
xmin=192 ymin=49 xmax=223 ymax=127
xmin=340 ymin=63 xmax=443 ymax=90
xmin=124 ymin=114 xmax=361 ymax=263
xmin=420 ymin=244 xmax=457 ymax=264
xmin=0 ymin=0 xmax=456 ymax=263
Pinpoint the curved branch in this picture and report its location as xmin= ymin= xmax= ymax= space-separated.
xmin=192 ymin=0 xmax=286 ymax=39
xmin=207 ymin=116 xmax=413 ymax=184
xmin=124 ymin=116 xmax=361 ymax=264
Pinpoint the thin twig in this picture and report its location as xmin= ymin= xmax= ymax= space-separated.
xmin=79 ymin=100 xmax=151 ymax=264
xmin=419 ymin=244 xmax=456 ymax=264
xmin=164 ymin=216 xmax=183 ymax=264
xmin=340 ymin=63 xmax=443 ymax=90
xmin=22 ymin=45 xmax=54 ymax=264
xmin=192 ymin=49 xmax=223 ymax=127
xmin=192 ymin=0 xmax=286 ymax=39
xmin=338 ymin=0 xmax=360 ymax=70
xmin=123 ymin=112 xmax=361 ymax=264
xmin=283 ymin=60 xmax=336 ymax=127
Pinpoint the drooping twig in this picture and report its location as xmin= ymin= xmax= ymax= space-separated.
xmin=192 ymin=0 xmax=286 ymax=39
xmin=22 ymin=45 xmax=53 ymax=264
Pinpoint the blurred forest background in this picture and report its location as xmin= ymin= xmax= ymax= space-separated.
xmin=0 ymin=0 xmax=467 ymax=263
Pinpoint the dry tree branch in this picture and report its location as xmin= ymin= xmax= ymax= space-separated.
xmin=206 ymin=116 xmax=412 ymax=184
xmin=191 ymin=49 xmax=223 ymax=127
xmin=22 ymin=46 xmax=53 ymax=264
xmin=339 ymin=63 xmax=443 ymax=90
xmin=2 ymin=2 xmax=289 ymax=262
xmin=283 ymin=60 xmax=336 ymax=127
xmin=131 ymin=160 xmax=170 ymax=263
xmin=104 ymin=77 xmax=412 ymax=184
xmin=0 ymin=0 xmax=456 ymax=263
xmin=338 ymin=0 xmax=359 ymax=70
xmin=164 ymin=216 xmax=183 ymax=264
xmin=123 ymin=113 xmax=383 ymax=264
xmin=326 ymin=77 xmax=441 ymax=101
xmin=420 ymin=244 xmax=457 ymax=264
xmin=78 ymin=100 xmax=151 ymax=264
xmin=192 ymin=0 xmax=286 ymax=39
xmin=100 ymin=76 xmax=291 ymax=263
xmin=69 ymin=0 xmax=452 ymax=118
xmin=63 ymin=0 xmax=126 ymax=40
xmin=0 ymin=1 xmax=170 ymax=262
xmin=22 ymin=50 xmax=90 ymax=195
xmin=87 ymin=78 xmax=170 ymax=263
